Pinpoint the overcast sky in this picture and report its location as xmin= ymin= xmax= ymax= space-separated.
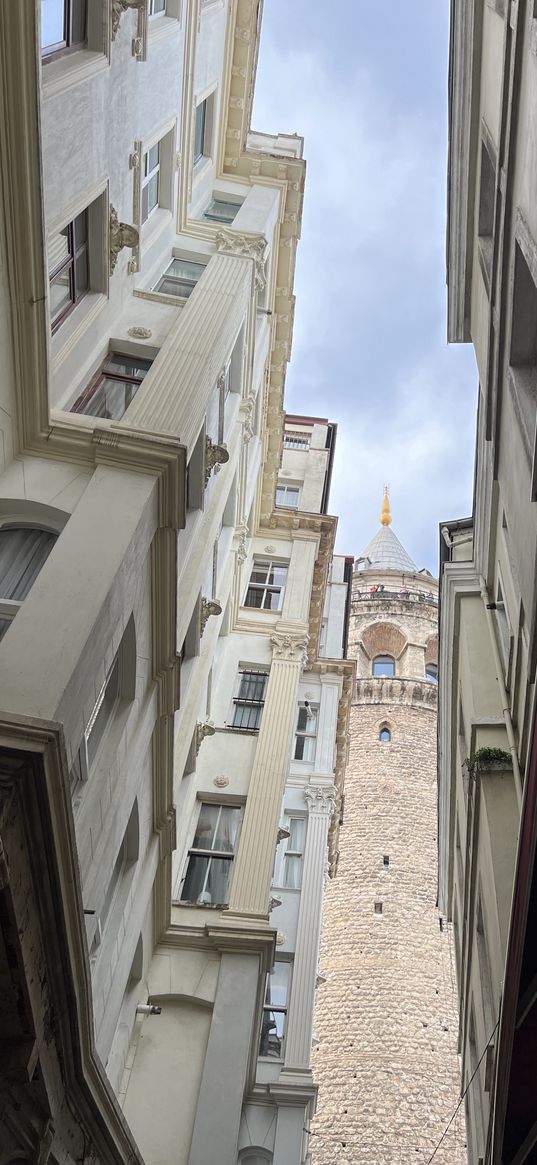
xmin=253 ymin=0 xmax=477 ymax=573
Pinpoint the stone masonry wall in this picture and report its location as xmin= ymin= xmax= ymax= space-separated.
xmin=312 ymin=594 xmax=465 ymax=1165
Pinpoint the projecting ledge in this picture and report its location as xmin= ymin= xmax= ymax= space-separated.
xmin=354 ymin=676 xmax=438 ymax=708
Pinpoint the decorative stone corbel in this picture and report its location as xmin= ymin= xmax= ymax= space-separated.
xmin=205 ymin=435 xmax=229 ymax=486
xmin=109 ymin=205 xmax=139 ymax=275
xmin=200 ymin=597 xmax=222 ymax=635
xmin=111 ymin=0 xmax=145 ymax=39
xmin=269 ymin=894 xmax=282 ymax=911
xmin=215 ymin=229 xmax=268 ymax=290
xmin=196 ymin=721 xmax=216 ymax=755
xmin=234 ymin=521 xmax=249 ymax=566
xmin=277 ymin=826 xmax=291 ymax=843
xmin=239 ymin=392 xmax=256 ymax=444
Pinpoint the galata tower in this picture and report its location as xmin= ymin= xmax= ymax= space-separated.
xmin=312 ymin=492 xmax=466 ymax=1164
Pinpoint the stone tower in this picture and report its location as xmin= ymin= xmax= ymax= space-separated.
xmin=312 ymin=494 xmax=466 ymax=1165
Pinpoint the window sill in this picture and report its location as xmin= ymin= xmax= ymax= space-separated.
xmin=133 ymin=287 xmax=185 ymax=308
xmin=149 ymin=13 xmax=181 ymax=42
xmin=42 ymin=49 xmax=109 ymax=99
xmin=217 ymin=726 xmax=259 ymax=736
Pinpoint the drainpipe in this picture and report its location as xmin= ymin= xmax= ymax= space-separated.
xmin=479 ymin=576 xmax=523 ymax=809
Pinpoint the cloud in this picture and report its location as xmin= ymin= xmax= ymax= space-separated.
xmin=253 ymin=15 xmax=477 ymax=573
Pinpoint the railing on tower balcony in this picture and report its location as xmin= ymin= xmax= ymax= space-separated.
xmin=352 ymin=585 xmax=438 ymax=607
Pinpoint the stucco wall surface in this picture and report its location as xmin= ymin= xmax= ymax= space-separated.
xmin=312 ymin=597 xmax=465 ymax=1165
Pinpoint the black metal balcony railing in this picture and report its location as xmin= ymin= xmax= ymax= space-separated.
xmin=352 ymin=587 xmax=438 ymax=607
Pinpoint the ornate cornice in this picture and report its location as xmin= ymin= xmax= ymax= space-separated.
xmin=355 ymin=675 xmax=438 ymax=709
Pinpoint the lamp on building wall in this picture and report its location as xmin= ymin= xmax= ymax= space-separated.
xmin=136 ymin=1002 xmax=162 ymax=1016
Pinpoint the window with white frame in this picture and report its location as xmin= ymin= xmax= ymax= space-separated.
xmin=294 ymin=703 xmax=318 ymax=762
xmin=283 ymin=432 xmax=310 ymax=450
xmin=202 ymin=198 xmax=240 ymax=224
xmin=70 ymin=351 xmax=152 ymax=419
xmin=231 ymin=668 xmax=268 ymax=731
xmin=148 ymin=0 xmax=166 ymax=11
xmin=274 ymin=816 xmax=306 ymax=889
xmin=154 ymin=257 xmax=206 ymax=299
xmin=244 ymin=559 xmax=288 ymax=611
xmin=259 ymin=961 xmax=291 ymax=1059
xmin=180 ymin=802 xmax=242 ymax=906
xmin=0 ymin=524 xmax=58 ymax=641
xmin=372 ymin=654 xmax=395 ymax=677
xmin=276 ymin=483 xmax=300 ymax=509
xmin=41 ymin=0 xmax=87 ymax=58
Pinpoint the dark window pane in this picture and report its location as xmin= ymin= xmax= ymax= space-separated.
xmin=213 ymin=807 xmax=241 ymax=852
xmin=104 ymin=354 xmax=152 ymax=379
xmin=0 ymin=527 xmax=57 ymax=601
xmin=74 ymin=249 xmax=88 ymax=298
xmin=86 ymin=654 xmax=120 ymax=768
xmin=70 ymin=0 xmax=87 ymax=45
xmin=81 ymin=377 xmax=136 ymax=420
xmin=48 ymin=225 xmax=71 ymax=276
xmin=194 ymin=101 xmax=207 ymax=162
xmin=181 ymin=854 xmax=233 ymax=905
xmin=74 ymin=210 xmax=88 ymax=249
xmin=260 ymin=1010 xmax=285 ymax=1057
xmin=245 ymin=586 xmax=263 ymax=608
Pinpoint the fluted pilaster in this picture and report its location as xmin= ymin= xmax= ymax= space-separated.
xmin=228 ymin=626 xmax=308 ymax=919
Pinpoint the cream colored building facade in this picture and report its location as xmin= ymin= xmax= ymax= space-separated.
xmin=0 ymin=4 xmax=352 ymax=1164
xmin=312 ymin=500 xmax=465 ymax=1165
xmin=441 ymin=2 xmax=537 ymax=1163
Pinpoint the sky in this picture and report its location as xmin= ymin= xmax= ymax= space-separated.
xmin=252 ymin=0 xmax=478 ymax=572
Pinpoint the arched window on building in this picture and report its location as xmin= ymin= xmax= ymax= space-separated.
xmin=379 ymin=726 xmax=391 ymax=743
xmin=239 ymin=1151 xmax=273 ymax=1164
xmin=426 ymin=663 xmax=438 ymax=682
xmin=0 ymin=524 xmax=58 ymax=639
xmin=372 ymin=654 xmax=395 ymax=677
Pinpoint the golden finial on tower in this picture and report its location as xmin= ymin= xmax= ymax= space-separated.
xmin=380 ymin=485 xmax=392 ymax=527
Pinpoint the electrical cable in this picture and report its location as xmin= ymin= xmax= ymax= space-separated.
xmin=423 ymin=1017 xmax=500 ymax=1164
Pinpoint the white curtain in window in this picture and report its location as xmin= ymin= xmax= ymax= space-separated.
xmin=0 ymin=527 xmax=57 ymax=601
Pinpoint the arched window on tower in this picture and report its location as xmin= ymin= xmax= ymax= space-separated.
xmin=379 ymin=726 xmax=391 ymax=743
xmin=372 ymin=654 xmax=395 ymax=677
xmin=425 ymin=663 xmax=438 ymax=683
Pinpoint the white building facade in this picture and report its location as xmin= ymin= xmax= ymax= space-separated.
xmin=0 ymin=5 xmax=351 ymax=1164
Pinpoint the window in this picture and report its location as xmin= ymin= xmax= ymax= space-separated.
xmin=509 ymin=234 xmax=537 ymax=445
xmin=203 ymin=198 xmax=240 ymax=224
xmin=41 ymin=0 xmax=86 ymax=58
xmin=374 ymin=902 xmax=383 ymax=915
xmin=372 ymin=655 xmax=395 ymax=677
xmin=194 ymin=99 xmax=208 ymax=163
xmin=154 ymin=257 xmax=206 ymax=299
xmin=69 ymin=616 xmax=136 ymax=798
xmin=274 ymin=817 xmax=306 ymax=889
xmin=0 ymin=525 xmax=58 ymax=641
xmin=379 ymin=726 xmax=391 ymax=742
xmin=276 ymin=484 xmax=300 ymax=509
xmin=148 ymin=0 xmax=166 ymax=11
xmin=425 ymin=663 xmax=438 ymax=683
xmin=91 ymin=799 xmax=139 ymax=955
xmin=283 ymin=432 xmax=310 ymax=450
xmin=231 ymin=668 xmax=268 ymax=730
xmin=142 ymin=142 xmax=161 ymax=224
xmin=180 ymin=803 xmax=242 ymax=906
xmin=494 ymin=578 xmax=510 ymax=662
xmin=244 ymin=559 xmax=288 ymax=611
xmin=294 ymin=703 xmax=318 ymax=762
xmin=71 ymin=352 xmax=152 ymax=419
xmin=383 ymin=855 xmax=390 ymax=867
xmin=478 ymin=137 xmax=495 ymax=288
xmin=49 ymin=210 xmax=89 ymax=332
xmin=259 ymin=961 xmax=291 ymax=1059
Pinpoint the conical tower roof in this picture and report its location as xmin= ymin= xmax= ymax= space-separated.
xmin=355 ymin=488 xmax=418 ymax=573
